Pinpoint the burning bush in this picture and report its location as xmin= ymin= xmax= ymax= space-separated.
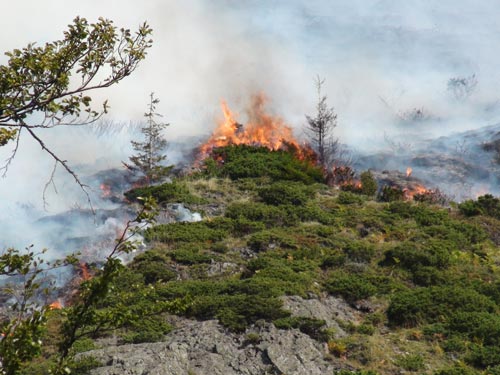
xmin=203 ymin=145 xmax=324 ymax=184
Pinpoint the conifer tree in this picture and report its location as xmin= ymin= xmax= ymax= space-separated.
xmin=126 ymin=93 xmax=171 ymax=184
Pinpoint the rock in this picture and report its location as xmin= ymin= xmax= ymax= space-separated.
xmin=281 ymin=295 xmax=361 ymax=338
xmin=84 ymin=319 xmax=350 ymax=375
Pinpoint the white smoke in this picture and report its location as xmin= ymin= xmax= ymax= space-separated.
xmin=2 ymin=1 xmax=500 ymax=251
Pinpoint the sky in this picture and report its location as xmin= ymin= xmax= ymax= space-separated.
xmin=1 ymin=0 xmax=500 ymax=243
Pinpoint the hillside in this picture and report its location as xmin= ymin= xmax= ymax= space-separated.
xmin=20 ymin=145 xmax=500 ymax=375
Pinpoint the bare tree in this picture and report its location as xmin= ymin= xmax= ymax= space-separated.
xmin=305 ymin=76 xmax=339 ymax=168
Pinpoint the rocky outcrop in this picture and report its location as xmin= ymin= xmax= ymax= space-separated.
xmin=85 ymin=319 xmax=352 ymax=375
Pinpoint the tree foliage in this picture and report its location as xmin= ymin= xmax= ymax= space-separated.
xmin=305 ymin=76 xmax=339 ymax=168
xmin=125 ymin=92 xmax=170 ymax=184
xmin=0 ymin=17 xmax=152 ymax=195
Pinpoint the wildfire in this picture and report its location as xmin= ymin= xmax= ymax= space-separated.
xmin=99 ymin=183 xmax=112 ymax=198
xmin=198 ymin=94 xmax=313 ymax=162
xmin=403 ymin=184 xmax=428 ymax=200
xmin=49 ymin=300 xmax=63 ymax=310
xmin=406 ymin=167 xmax=412 ymax=178
xmin=80 ymin=262 xmax=91 ymax=281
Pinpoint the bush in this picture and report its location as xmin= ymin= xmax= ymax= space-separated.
xmin=258 ymin=181 xmax=315 ymax=206
xmin=206 ymin=145 xmax=324 ymax=184
xmin=144 ymin=221 xmax=228 ymax=244
xmin=359 ymin=171 xmax=378 ymax=196
xmin=326 ymin=271 xmax=378 ymax=303
xmin=459 ymin=194 xmax=500 ymax=219
xmin=394 ymin=354 xmax=425 ymax=371
xmin=337 ymin=191 xmax=364 ymax=205
xmin=247 ymin=230 xmax=297 ymax=252
xmin=130 ymin=250 xmax=176 ymax=284
xmin=387 ymin=286 xmax=497 ymax=327
xmin=124 ymin=181 xmax=203 ymax=205
xmin=378 ymin=185 xmax=405 ymax=202
xmin=274 ymin=316 xmax=328 ymax=341
xmin=225 ymin=202 xmax=298 ymax=227
xmin=465 ymin=345 xmax=500 ymax=369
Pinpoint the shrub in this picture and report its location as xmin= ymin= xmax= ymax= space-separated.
xmin=274 ymin=316 xmax=328 ymax=341
xmin=359 ymin=171 xmax=378 ymax=196
xmin=459 ymin=194 xmax=500 ymax=219
xmin=378 ymin=185 xmax=405 ymax=202
xmin=337 ymin=191 xmax=364 ymax=205
xmin=387 ymin=286 xmax=497 ymax=327
xmin=394 ymin=354 xmax=425 ymax=371
xmin=144 ymin=221 xmax=228 ymax=244
xmin=225 ymin=202 xmax=298 ymax=227
xmin=343 ymin=241 xmax=375 ymax=263
xmin=326 ymin=271 xmax=378 ymax=303
xmin=465 ymin=345 xmax=500 ymax=369
xmin=434 ymin=366 xmax=480 ymax=375
xmin=130 ymin=250 xmax=176 ymax=284
xmin=258 ymin=181 xmax=315 ymax=206
xmin=206 ymin=145 xmax=324 ymax=184
xmin=124 ymin=181 xmax=203 ymax=205
xmin=247 ymin=230 xmax=297 ymax=252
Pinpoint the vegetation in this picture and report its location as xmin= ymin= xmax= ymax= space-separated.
xmin=124 ymin=92 xmax=171 ymax=184
xmin=3 ymin=144 xmax=500 ymax=374
xmin=0 ymin=17 xmax=152 ymax=195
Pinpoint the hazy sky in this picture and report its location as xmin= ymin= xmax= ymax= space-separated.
xmin=2 ymin=0 xmax=500 ymax=215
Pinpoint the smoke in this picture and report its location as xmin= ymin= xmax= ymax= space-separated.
xmin=2 ymin=1 xmax=500 ymax=253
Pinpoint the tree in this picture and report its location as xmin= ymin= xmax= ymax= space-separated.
xmin=305 ymin=76 xmax=339 ymax=168
xmin=0 ymin=17 xmax=152 ymax=202
xmin=125 ymin=92 xmax=170 ymax=184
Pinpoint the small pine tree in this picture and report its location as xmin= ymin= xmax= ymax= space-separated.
xmin=126 ymin=93 xmax=171 ymax=184
xmin=305 ymin=76 xmax=339 ymax=168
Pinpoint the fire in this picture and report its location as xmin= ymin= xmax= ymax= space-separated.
xmin=406 ymin=167 xmax=412 ymax=178
xmin=80 ymin=262 xmax=91 ymax=281
xmin=49 ymin=300 xmax=63 ymax=310
xmin=99 ymin=183 xmax=112 ymax=198
xmin=198 ymin=94 xmax=312 ymax=161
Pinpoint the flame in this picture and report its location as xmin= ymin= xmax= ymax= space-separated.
xmin=406 ymin=167 xmax=412 ymax=178
xmin=198 ymin=94 xmax=313 ymax=162
xmin=403 ymin=184 xmax=429 ymax=200
xmin=80 ymin=262 xmax=91 ymax=281
xmin=49 ymin=300 xmax=63 ymax=309
xmin=99 ymin=183 xmax=112 ymax=198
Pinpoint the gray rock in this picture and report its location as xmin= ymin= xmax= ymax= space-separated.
xmin=85 ymin=319 xmax=349 ymax=375
xmin=281 ymin=295 xmax=361 ymax=338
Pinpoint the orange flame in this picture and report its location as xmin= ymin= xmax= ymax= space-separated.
xmin=403 ymin=184 xmax=428 ymax=200
xmin=100 ymin=183 xmax=112 ymax=198
xmin=198 ymin=94 xmax=313 ymax=162
xmin=49 ymin=300 xmax=63 ymax=309
xmin=80 ymin=262 xmax=91 ymax=281
xmin=406 ymin=167 xmax=412 ymax=178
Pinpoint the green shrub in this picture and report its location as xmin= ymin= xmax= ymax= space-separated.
xmin=206 ymin=145 xmax=324 ymax=184
xmin=378 ymin=185 xmax=405 ymax=202
xmin=247 ymin=230 xmax=297 ymax=252
xmin=274 ymin=316 xmax=328 ymax=341
xmin=169 ymin=247 xmax=215 ymax=265
xmin=447 ymin=312 xmax=500 ymax=345
xmin=459 ymin=194 xmax=500 ymax=219
xmin=359 ymin=170 xmax=378 ymax=196
xmin=130 ymin=250 xmax=176 ymax=284
xmin=337 ymin=191 xmax=364 ymax=205
xmin=326 ymin=271 xmax=378 ymax=303
xmin=465 ymin=345 xmax=500 ymax=369
xmin=434 ymin=365 xmax=480 ymax=375
xmin=394 ymin=353 xmax=425 ymax=371
xmin=144 ymin=221 xmax=228 ymax=244
xmin=343 ymin=241 xmax=375 ymax=263
xmin=258 ymin=181 xmax=315 ymax=206
xmin=387 ymin=286 xmax=497 ymax=327
xmin=124 ymin=181 xmax=203 ymax=204
xmin=225 ymin=202 xmax=298 ymax=227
